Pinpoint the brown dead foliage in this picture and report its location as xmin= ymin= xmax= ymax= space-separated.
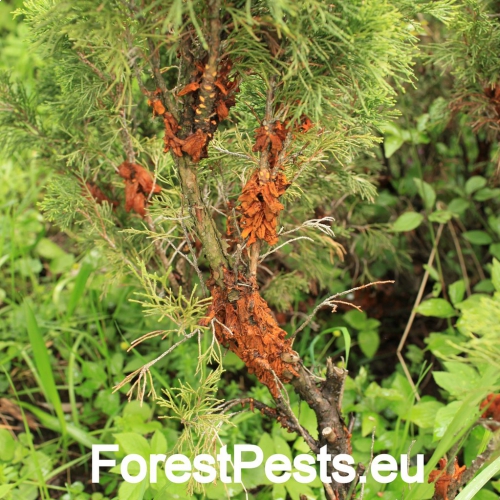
xmin=299 ymin=115 xmax=314 ymax=132
xmin=480 ymin=393 xmax=500 ymax=422
xmin=238 ymin=169 xmax=290 ymax=246
xmin=213 ymin=58 xmax=239 ymax=121
xmin=146 ymin=91 xmax=185 ymax=157
xmin=428 ymin=458 xmax=466 ymax=500
xmin=118 ymin=161 xmax=161 ymax=217
xmin=200 ymin=271 xmax=299 ymax=397
xmin=84 ymin=182 xmax=117 ymax=207
xmin=484 ymin=84 xmax=500 ymax=118
xmin=178 ymin=82 xmax=200 ymax=97
xmin=253 ymin=120 xmax=289 ymax=168
xmin=163 ymin=112 xmax=185 ymax=157
xmin=147 ymin=97 xmax=166 ymax=117
xmin=181 ymin=129 xmax=209 ymax=163
xmin=0 ymin=398 xmax=38 ymax=430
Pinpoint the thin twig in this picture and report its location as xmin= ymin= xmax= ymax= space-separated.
xmin=166 ymin=238 xmax=188 ymax=268
xmin=213 ymin=318 xmax=235 ymax=337
xmin=447 ymin=220 xmax=471 ymax=296
xmin=76 ymin=51 xmax=109 ymax=82
xmin=119 ymin=108 xmax=136 ymax=163
xmin=358 ymin=428 xmax=376 ymax=500
xmin=113 ymin=330 xmax=199 ymax=402
xmin=212 ymin=146 xmax=254 ymax=160
xmin=144 ymin=214 xmax=180 ymax=294
xmin=292 ymin=281 xmax=394 ymax=338
xmin=259 ymin=236 xmax=314 ymax=262
xmin=279 ymin=216 xmax=336 ymax=238
xmin=456 ymin=219 xmax=486 ymax=281
xmin=397 ymin=223 xmax=444 ymax=401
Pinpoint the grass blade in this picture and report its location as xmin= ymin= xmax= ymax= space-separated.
xmin=19 ymin=401 xmax=100 ymax=450
xmin=67 ymin=263 xmax=93 ymax=317
xmin=24 ymin=301 xmax=67 ymax=435
xmin=337 ymin=326 xmax=351 ymax=366
xmin=310 ymin=327 xmax=351 ymax=367
xmin=455 ymin=456 xmax=500 ymax=500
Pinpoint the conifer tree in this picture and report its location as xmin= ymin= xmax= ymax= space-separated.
xmin=0 ymin=1 xmax=458 ymax=498
xmin=432 ymin=0 xmax=500 ymax=142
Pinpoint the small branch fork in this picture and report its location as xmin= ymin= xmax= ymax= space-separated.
xmin=113 ymin=330 xmax=200 ymax=402
xmin=220 ymin=397 xmax=318 ymax=453
xmin=292 ymin=281 xmax=395 ymax=338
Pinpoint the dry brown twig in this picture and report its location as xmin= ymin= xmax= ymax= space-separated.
xmin=397 ymin=223 xmax=445 ymax=401
xmin=113 ymin=329 xmax=200 ymax=402
xmin=292 ymin=280 xmax=395 ymax=339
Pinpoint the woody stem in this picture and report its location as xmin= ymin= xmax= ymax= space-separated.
xmin=176 ymin=156 xmax=230 ymax=288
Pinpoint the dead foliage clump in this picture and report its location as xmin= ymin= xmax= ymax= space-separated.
xmin=201 ymin=271 xmax=300 ymax=397
xmin=481 ymin=393 xmax=500 ymax=422
xmin=237 ymin=169 xmax=290 ymax=246
xmin=117 ymin=161 xmax=161 ymax=217
xmin=428 ymin=458 xmax=466 ymax=500
xmin=148 ymin=58 xmax=239 ymax=164
xmin=84 ymin=182 xmax=117 ymax=207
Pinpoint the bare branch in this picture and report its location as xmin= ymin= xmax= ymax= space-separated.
xmin=280 ymin=216 xmax=336 ymax=238
xmin=397 ymin=223 xmax=445 ymax=401
xmin=113 ymin=330 xmax=199 ymax=402
xmin=292 ymin=281 xmax=395 ymax=338
xmin=259 ymin=236 xmax=314 ymax=262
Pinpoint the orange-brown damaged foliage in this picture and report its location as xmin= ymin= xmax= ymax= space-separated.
xmin=253 ymin=120 xmax=288 ymax=168
xmin=200 ymin=271 xmax=299 ymax=397
xmin=147 ymin=94 xmax=184 ymax=157
xmin=178 ymin=81 xmax=200 ymax=97
xmin=213 ymin=58 xmax=239 ymax=121
xmin=147 ymin=97 xmax=166 ymax=117
xmin=84 ymin=182 xmax=117 ymax=207
xmin=181 ymin=129 xmax=208 ymax=163
xmin=118 ymin=161 xmax=161 ymax=217
xmin=428 ymin=458 xmax=466 ymax=500
xmin=299 ymin=115 xmax=314 ymax=132
xmin=238 ymin=169 xmax=290 ymax=246
xmin=163 ymin=112 xmax=185 ymax=157
xmin=480 ymin=393 xmax=500 ymax=421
